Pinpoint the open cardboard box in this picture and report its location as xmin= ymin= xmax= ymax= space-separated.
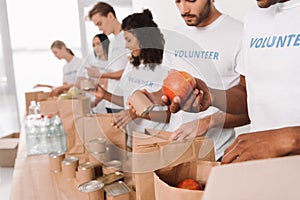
xmin=202 ymin=155 xmax=300 ymax=200
xmin=0 ymin=132 xmax=20 ymax=167
xmin=25 ymin=90 xmax=50 ymax=114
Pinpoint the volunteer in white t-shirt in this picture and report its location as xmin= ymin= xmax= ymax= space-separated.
xmin=165 ymin=0 xmax=300 ymax=163
xmin=62 ymin=56 xmax=85 ymax=84
xmin=87 ymin=2 xmax=129 ymax=113
xmin=162 ymin=0 xmax=249 ymax=160
xmin=85 ymin=34 xmax=110 ymax=113
xmin=91 ymin=9 xmax=170 ymax=146
xmin=34 ymin=40 xmax=85 ymax=96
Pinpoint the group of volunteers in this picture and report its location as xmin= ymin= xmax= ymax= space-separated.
xmin=35 ymin=0 xmax=300 ymax=164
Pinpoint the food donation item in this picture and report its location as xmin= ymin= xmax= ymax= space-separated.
xmin=176 ymin=178 xmax=203 ymax=190
xmin=128 ymin=90 xmax=154 ymax=117
xmin=162 ymin=70 xmax=196 ymax=102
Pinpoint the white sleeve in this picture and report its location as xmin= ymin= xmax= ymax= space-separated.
xmin=235 ymin=36 xmax=246 ymax=76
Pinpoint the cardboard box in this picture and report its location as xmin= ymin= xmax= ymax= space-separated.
xmin=202 ymin=155 xmax=300 ymax=200
xmin=25 ymin=90 xmax=50 ymax=114
xmin=0 ymin=132 xmax=19 ymax=167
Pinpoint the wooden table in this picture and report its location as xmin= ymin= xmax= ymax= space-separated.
xmin=10 ymin=127 xmax=91 ymax=200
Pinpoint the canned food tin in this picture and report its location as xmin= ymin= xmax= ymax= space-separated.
xmin=102 ymin=160 xmax=122 ymax=175
xmin=61 ymin=156 xmax=79 ymax=179
xmin=104 ymin=181 xmax=131 ymax=197
xmin=80 ymin=79 xmax=96 ymax=91
xmin=97 ymin=171 xmax=124 ymax=185
xmin=76 ymin=162 xmax=95 ymax=184
xmin=88 ymin=153 xmax=103 ymax=177
xmin=128 ymin=90 xmax=154 ymax=117
xmin=88 ymin=138 xmax=107 ymax=153
xmin=49 ymin=152 xmax=65 ymax=173
xmin=78 ymin=180 xmax=105 ymax=200
xmin=78 ymin=180 xmax=104 ymax=192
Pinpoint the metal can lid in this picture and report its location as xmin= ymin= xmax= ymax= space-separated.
xmin=78 ymin=180 xmax=104 ymax=193
xmin=140 ymin=105 xmax=154 ymax=117
xmin=49 ymin=151 xmax=65 ymax=159
xmin=62 ymin=156 xmax=79 ymax=165
xmin=89 ymin=138 xmax=106 ymax=144
xmin=78 ymin=162 xmax=94 ymax=170
xmin=97 ymin=171 xmax=124 ymax=185
xmin=104 ymin=181 xmax=131 ymax=197
xmin=104 ymin=160 xmax=122 ymax=168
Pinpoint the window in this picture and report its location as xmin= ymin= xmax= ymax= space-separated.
xmin=0 ymin=0 xmax=20 ymax=136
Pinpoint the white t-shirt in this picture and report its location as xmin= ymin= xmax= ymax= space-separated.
xmin=105 ymin=31 xmax=129 ymax=109
xmin=237 ymin=1 xmax=300 ymax=132
xmin=63 ymin=56 xmax=85 ymax=84
xmin=119 ymin=62 xmax=169 ymax=136
xmin=163 ymin=14 xmax=243 ymax=159
xmin=86 ymin=55 xmax=109 ymax=114
xmin=85 ymin=53 xmax=108 ymax=72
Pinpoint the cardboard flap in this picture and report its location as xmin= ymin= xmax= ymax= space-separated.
xmin=0 ymin=138 xmax=19 ymax=149
xmin=203 ymin=156 xmax=300 ymax=200
xmin=145 ymin=128 xmax=172 ymax=140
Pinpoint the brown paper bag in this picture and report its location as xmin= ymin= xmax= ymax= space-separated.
xmin=153 ymin=160 xmax=219 ymax=200
xmin=84 ymin=114 xmax=126 ymax=149
xmin=57 ymin=96 xmax=91 ymax=154
xmin=131 ymin=131 xmax=214 ymax=172
xmin=130 ymin=131 xmax=215 ymax=200
xmin=153 ymin=169 xmax=203 ymax=200
xmin=39 ymin=98 xmax=59 ymax=115
xmin=84 ymin=113 xmax=127 ymax=163
xmin=196 ymin=160 xmax=220 ymax=186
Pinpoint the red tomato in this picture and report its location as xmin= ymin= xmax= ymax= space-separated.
xmin=176 ymin=178 xmax=203 ymax=190
xmin=162 ymin=70 xmax=196 ymax=102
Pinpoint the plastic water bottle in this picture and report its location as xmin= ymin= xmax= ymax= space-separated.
xmin=28 ymin=101 xmax=40 ymax=115
xmin=53 ymin=115 xmax=67 ymax=153
xmin=25 ymin=115 xmax=36 ymax=155
xmin=26 ymin=113 xmax=67 ymax=155
xmin=25 ymin=114 xmax=41 ymax=155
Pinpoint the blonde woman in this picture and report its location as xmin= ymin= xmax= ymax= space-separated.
xmin=34 ymin=40 xmax=85 ymax=96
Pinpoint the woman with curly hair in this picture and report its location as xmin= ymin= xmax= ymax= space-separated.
xmin=92 ymin=9 xmax=170 ymax=146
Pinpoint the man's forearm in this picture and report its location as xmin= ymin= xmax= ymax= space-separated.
xmin=209 ymin=112 xmax=250 ymax=129
xmin=101 ymin=91 xmax=124 ymax=107
xmin=142 ymin=110 xmax=170 ymax=123
xmin=210 ymin=75 xmax=247 ymax=115
xmin=101 ymin=69 xmax=124 ymax=80
xmin=286 ymin=127 xmax=300 ymax=155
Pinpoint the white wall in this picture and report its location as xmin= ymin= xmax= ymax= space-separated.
xmin=132 ymin=0 xmax=184 ymax=30
xmin=132 ymin=0 xmax=256 ymax=30
xmin=214 ymin=0 xmax=256 ymax=21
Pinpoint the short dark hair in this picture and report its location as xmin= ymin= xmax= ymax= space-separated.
xmin=87 ymin=2 xmax=116 ymax=20
xmin=122 ymin=9 xmax=165 ymax=70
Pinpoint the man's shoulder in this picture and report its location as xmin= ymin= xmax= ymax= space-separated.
xmin=221 ymin=14 xmax=243 ymax=29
